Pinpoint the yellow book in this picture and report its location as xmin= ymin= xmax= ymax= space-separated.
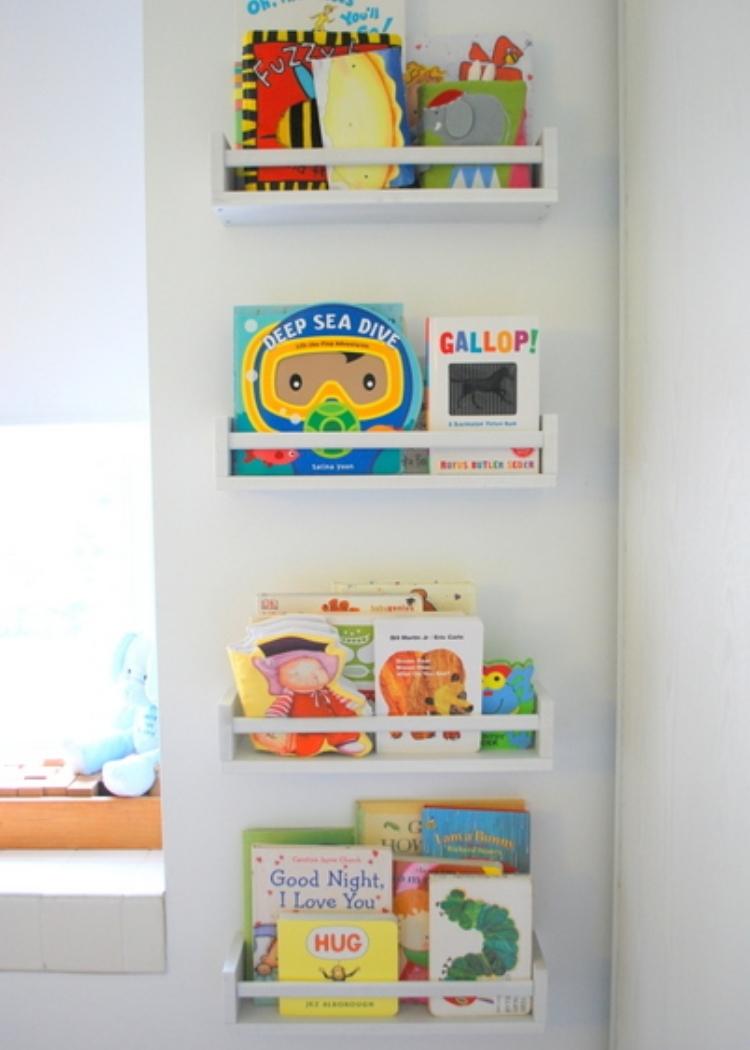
xmin=355 ymin=797 xmax=527 ymax=854
xmin=278 ymin=912 xmax=399 ymax=1018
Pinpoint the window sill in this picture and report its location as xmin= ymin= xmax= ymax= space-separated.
xmin=0 ymin=850 xmax=165 ymax=973
xmin=0 ymin=794 xmax=162 ymax=849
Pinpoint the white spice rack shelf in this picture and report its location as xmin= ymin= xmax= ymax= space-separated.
xmin=223 ymin=931 xmax=547 ymax=1031
xmin=215 ymin=414 xmax=558 ymax=491
xmin=212 ymin=129 xmax=558 ymax=225
xmin=218 ymin=689 xmax=553 ymax=773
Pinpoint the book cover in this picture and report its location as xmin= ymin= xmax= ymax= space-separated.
xmin=256 ymin=592 xmax=423 ymax=615
xmin=406 ymin=32 xmax=534 ymax=189
xmin=311 ymin=47 xmax=415 ymax=189
xmin=250 ymin=843 xmax=393 ymax=984
xmin=354 ymin=797 xmax=527 ymax=854
xmin=238 ymin=31 xmax=398 ymax=190
xmin=420 ymin=806 xmax=531 ymax=873
xmin=232 ymin=302 xmax=423 ymax=476
xmin=277 ymin=912 xmax=399 ymax=1017
xmin=426 ymin=315 xmax=541 ymax=476
xmin=227 ymin=617 xmax=374 ymax=758
xmin=481 ymin=658 xmax=537 ymax=750
xmin=393 ymin=855 xmax=502 ymax=997
xmin=236 ymin=0 xmax=406 ymax=38
xmin=428 ymin=873 xmax=533 ymax=1017
xmin=374 ymin=616 xmax=484 ymax=753
xmin=419 ymin=79 xmax=527 ymax=190
xmin=242 ymin=825 xmax=355 ymax=978
xmin=333 ymin=579 xmax=477 ymax=614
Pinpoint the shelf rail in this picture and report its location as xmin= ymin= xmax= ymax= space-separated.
xmin=218 ymin=689 xmax=554 ymax=772
xmin=223 ymin=932 xmax=548 ymax=1029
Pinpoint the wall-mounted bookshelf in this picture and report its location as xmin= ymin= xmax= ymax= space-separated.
xmin=215 ymin=414 xmax=558 ymax=491
xmin=218 ymin=689 xmax=554 ymax=773
xmin=223 ymin=931 xmax=548 ymax=1031
xmin=211 ymin=129 xmax=558 ymax=226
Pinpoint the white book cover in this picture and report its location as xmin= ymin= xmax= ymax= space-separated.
xmin=236 ymin=0 xmax=405 ymax=38
xmin=426 ymin=315 xmax=541 ymax=476
xmin=333 ymin=580 xmax=477 ymax=614
xmin=428 ymin=873 xmax=533 ymax=1018
xmin=257 ymin=592 xmax=423 ymax=615
xmin=374 ymin=615 xmax=483 ymax=754
xmin=250 ymin=843 xmax=393 ymax=982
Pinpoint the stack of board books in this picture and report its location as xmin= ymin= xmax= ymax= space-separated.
xmin=231 ymin=1 xmax=537 ymax=193
xmin=226 ymin=578 xmax=539 ymax=759
xmin=230 ymin=302 xmax=543 ymax=480
xmin=242 ymin=796 xmax=534 ymax=1018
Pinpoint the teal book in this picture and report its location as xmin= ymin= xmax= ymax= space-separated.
xmin=420 ymin=806 xmax=530 ymax=873
xmin=232 ymin=301 xmax=423 ymax=477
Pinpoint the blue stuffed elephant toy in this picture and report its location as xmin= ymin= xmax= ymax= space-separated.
xmin=64 ymin=633 xmax=160 ymax=797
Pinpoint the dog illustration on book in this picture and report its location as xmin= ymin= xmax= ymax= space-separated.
xmin=379 ymin=648 xmax=473 ymax=741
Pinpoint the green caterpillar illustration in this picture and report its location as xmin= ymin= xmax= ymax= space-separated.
xmin=438 ymin=888 xmax=520 ymax=980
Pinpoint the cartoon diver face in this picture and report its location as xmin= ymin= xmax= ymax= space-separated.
xmin=241 ymin=304 xmax=421 ymax=438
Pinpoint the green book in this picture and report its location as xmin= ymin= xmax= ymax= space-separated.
xmin=242 ymin=825 xmax=354 ymax=978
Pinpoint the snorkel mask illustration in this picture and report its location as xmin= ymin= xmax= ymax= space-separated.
xmin=234 ymin=302 xmax=423 ymax=475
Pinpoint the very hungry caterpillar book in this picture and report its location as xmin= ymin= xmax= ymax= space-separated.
xmin=428 ymin=872 xmax=533 ymax=1017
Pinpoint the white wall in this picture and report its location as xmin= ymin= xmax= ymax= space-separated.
xmin=615 ymin=2 xmax=750 ymax=1049
xmin=1 ymin=2 xmax=619 ymax=1048
xmin=0 ymin=0 xmax=148 ymax=423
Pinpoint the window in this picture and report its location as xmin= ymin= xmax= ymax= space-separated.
xmin=0 ymin=421 xmax=154 ymax=764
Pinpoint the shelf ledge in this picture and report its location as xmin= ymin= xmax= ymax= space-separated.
xmin=215 ymin=414 xmax=558 ymax=491
xmin=212 ymin=129 xmax=558 ymax=225
xmin=218 ymin=690 xmax=553 ymax=773
xmin=223 ymin=931 xmax=547 ymax=1030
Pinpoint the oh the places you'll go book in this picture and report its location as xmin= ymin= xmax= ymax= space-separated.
xmin=278 ymin=912 xmax=399 ymax=1017
xmin=250 ymin=843 xmax=392 ymax=982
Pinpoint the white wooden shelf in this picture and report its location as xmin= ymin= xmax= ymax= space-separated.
xmin=215 ymin=414 xmax=558 ymax=491
xmin=223 ymin=931 xmax=547 ymax=1031
xmin=212 ymin=129 xmax=558 ymax=225
xmin=218 ymin=689 xmax=553 ymax=773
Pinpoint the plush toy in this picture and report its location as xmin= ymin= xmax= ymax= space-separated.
xmin=64 ymin=632 xmax=160 ymax=797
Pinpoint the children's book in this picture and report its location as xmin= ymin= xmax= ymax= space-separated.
xmin=405 ymin=32 xmax=534 ymax=187
xmin=227 ymin=617 xmax=373 ymax=758
xmin=237 ymin=31 xmax=398 ymax=190
xmin=393 ymin=855 xmax=502 ymax=997
xmin=236 ymin=0 xmax=406 ymax=38
xmin=242 ymin=825 xmax=355 ymax=978
xmin=353 ymin=797 xmax=527 ymax=854
xmin=428 ymin=873 xmax=533 ymax=1017
xmin=277 ymin=911 xmax=399 ymax=1017
xmin=311 ymin=47 xmax=415 ymax=189
xmin=481 ymin=658 xmax=536 ymax=750
xmin=419 ymin=80 xmax=527 ymax=190
xmin=426 ymin=315 xmax=541 ymax=476
xmin=233 ymin=302 xmax=423 ymax=476
xmin=333 ymin=579 xmax=477 ymax=614
xmin=256 ymin=592 xmax=423 ymax=615
xmin=374 ymin=616 xmax=484 ymax=754
xmin=250 ymin=843 xmax=393 ymax=985
xmin=420 ymin=806 xmax=531 ymax=873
